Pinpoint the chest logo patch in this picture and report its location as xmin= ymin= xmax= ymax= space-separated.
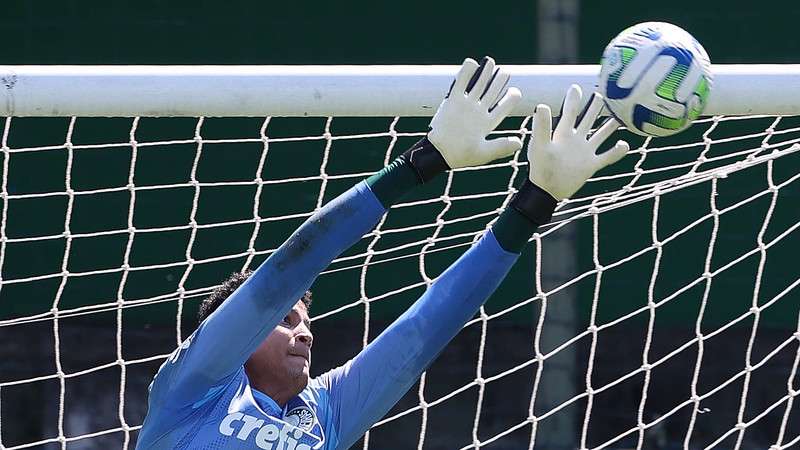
xmin=285 ymin=406 xmax=316 ymax=432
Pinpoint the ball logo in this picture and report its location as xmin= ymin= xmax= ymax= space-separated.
xmin=285 ymin=406 xmax=315 ymax=432
xmin=633 ymin=27 xmax=662 ymax=41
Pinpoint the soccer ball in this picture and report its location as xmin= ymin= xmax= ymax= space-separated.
xmin=598 ymin=22 xmax=713 ymax=137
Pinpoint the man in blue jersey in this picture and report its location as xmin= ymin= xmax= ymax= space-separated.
xmin=136 ymin=57 xmax=629 ymax=450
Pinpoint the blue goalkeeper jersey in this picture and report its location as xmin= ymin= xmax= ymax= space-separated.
xmin=136 ymin=181 xmax=519 ymax=450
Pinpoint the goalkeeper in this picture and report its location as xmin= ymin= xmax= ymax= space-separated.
xmin=136 ymin=57 xmax=629 ymax=450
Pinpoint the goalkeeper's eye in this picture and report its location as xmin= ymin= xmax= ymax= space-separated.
xmin=281 ymin=315 xmax=292 ymax=326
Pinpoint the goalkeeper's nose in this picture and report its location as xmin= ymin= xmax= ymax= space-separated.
xmin=296 ymin=328 xmax=313 ymax=349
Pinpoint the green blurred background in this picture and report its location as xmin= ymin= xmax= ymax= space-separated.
xmin=0 ymin=1 xmax=798 ymax=449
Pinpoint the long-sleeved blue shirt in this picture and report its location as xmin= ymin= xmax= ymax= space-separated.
xmin=136 ymin=181 xmax=519 ymax=449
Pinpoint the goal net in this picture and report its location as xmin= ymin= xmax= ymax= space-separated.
xmin=0 ymin=65 xmax=799 ymax=450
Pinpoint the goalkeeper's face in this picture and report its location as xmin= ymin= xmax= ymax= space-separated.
xmin=246 ymin=301 xmax=314 ymax=395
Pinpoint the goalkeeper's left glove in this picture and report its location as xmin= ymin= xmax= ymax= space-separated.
xmin=403 ymin=56 xmax=523 ymax=182
xmin=510 ymin=84 xmax=630 ymax=225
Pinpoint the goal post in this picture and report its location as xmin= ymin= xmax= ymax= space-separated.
xmin=0 ymin=65 xmax=799 ymax=450
xmin=1 ymin=65 xmax=800 ymax=117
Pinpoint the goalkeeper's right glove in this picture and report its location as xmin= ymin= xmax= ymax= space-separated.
xmin=403 ymin=56 xmax=522 ymax=182
xmin=511 ymin=84 xmax=630 ymax=225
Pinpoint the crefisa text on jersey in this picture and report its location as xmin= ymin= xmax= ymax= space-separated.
xmin=219 ymin=412 xmax=321 ymax=450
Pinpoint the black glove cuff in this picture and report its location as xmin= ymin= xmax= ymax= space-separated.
xmin=401 ymin=137 xmax=450 ymax=183
xmin=511 ymin=180 xmax=558 ymax=226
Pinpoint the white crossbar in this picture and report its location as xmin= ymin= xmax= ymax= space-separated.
xmin=0 ymin=65 xmax=798 ymax=117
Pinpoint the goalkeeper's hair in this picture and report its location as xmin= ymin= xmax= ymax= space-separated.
xmin=196 ymin=270 xmax=312 ymax=324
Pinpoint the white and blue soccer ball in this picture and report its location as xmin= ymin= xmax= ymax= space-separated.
xmin=598 ymin=22 xmax=713 ymax=137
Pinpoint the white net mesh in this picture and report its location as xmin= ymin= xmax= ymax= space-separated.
xmin=0 ymin=112 xmax=799 ymax=450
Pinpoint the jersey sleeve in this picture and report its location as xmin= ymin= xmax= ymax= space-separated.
xmin=148 ymin=181 xmax=386 ymax=410
xmin=320 ymin=230 xmax=520 ymax=448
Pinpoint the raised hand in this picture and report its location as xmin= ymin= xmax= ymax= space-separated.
xmin=427 ymin=57 xmax=523 ymax=169
xmin=528 ymin=84 xmax=629 ymax=201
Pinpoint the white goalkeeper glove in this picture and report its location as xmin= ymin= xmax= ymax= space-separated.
xmin=403 ymin=57 xmax=522 ymax=182
xmin=429 ymin=57 xmax=522 ymax=168
xmin=529 ymin=85 xmax=629 ymax=201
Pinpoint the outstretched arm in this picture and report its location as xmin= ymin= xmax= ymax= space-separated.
xmin=151 ymin=181 xmax=387 ymax=408
xmin=149 ymin=57 xmax=524 ymax=410
xmin=323 ymin=85 xmax=630 ymax=448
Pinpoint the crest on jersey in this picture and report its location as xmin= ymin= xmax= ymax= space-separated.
xmin=285 ymin=406 xmax=315 ymax=432
xmin=283 ymin=396 xmax=325 ymax=447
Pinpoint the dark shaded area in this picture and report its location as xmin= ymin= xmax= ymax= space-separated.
xmin=2 ymin=319 xmax=798 ymax=449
